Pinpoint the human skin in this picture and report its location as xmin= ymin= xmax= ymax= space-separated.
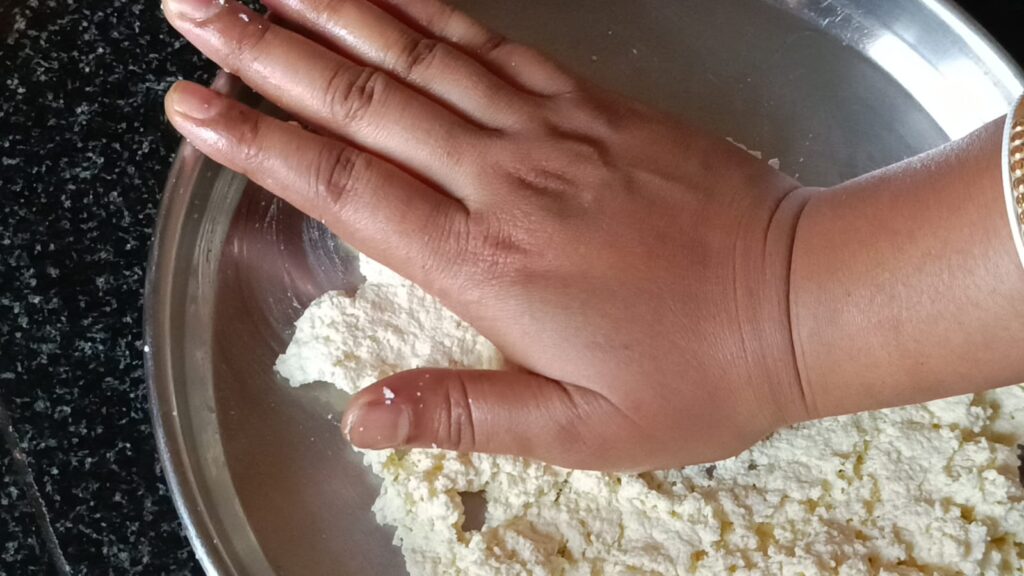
xmin=160 ymin=0 xmax=1024 ymax=471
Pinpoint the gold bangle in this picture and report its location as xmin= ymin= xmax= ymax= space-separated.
xmin=1003 ymin=94 xmax=1024 ymax=270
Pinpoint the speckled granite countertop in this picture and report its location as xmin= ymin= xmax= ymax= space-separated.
xmin=0 ymin=0 xmax=212 ymax=573
xmin=0 ymin=1 xmax=1022 ymax=574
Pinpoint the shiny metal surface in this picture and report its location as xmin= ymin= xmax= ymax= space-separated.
xmin=145 ymin=1 xmax=1024 ymax=574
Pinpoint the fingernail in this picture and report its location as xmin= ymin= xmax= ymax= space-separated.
xmin=168 ymin=82 xmax=220 ymax=120
xmin=163 ymin=0 xmax=224 ymax=20
xmin=345 ymin=402 xmax=411 ymax=450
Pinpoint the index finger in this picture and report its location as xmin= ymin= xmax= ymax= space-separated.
xmin=165 ymin=81 xmax=466 ymax=291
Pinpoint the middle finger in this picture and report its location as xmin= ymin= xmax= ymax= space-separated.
xmin=163 ymin=0 xmax=482 ymax=195
xmin=261 ymin=0 xmax=534 ymax=128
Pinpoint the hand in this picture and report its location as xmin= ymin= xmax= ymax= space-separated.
xmin=162 ymin=0 xmax=817 ymax=471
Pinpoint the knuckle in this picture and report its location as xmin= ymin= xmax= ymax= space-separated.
xmin=236 ymin=113 xmax=268 ymax=168
xmin=224 ymin=16 xmax=273 ymax=67
xmin=392 ymin=37 xmax=445 ymax=80
xmin=476 ymin=32 xmax=510 ymax=57
xmin=424 ymin=2 xmax=459 ymax=37
xmin=460 ymin=214 xmax=530 ymax=278
xmin=548 ymin=95 xmax=617 ymax=134
xmin=311 ymin=145 xmax=367 ymax=212
xmin=438 ymin=375 xmax=476 ymax=452
xmin=490 ymin=143 xmax=583 ymax=197
xmin=503 ymin=161 xmax=575 ymax=197
xmin=325 ymin=66 xmax=389 ymax=126
xmin=418 ymin=206 xmax=468 ymax=284
xmin=494 ymin=130 xmax=611 ymax=198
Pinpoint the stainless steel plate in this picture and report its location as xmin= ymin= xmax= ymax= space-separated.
xmin=145 ymin=1 xmax=1024 ymax=574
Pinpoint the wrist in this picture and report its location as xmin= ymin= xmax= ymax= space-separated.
xmin=734 ymin=182 xmax=817 ymax=428
xmin=790 ymin=118 xmax=1024 ymax=420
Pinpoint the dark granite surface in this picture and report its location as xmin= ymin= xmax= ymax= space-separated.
xmin=0 ymin=0 xmax=1022 ymax=574
xmin=1 ymin=419 xmax=51 ymax=574
xmin=0 ymin=0 xmax=212 ymax=573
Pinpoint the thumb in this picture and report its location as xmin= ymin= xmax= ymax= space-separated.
xmin=340 ymin=369 xmax=632 ymax=468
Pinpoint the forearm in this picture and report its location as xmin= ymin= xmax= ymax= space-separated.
xmin=791 ymin=117 xmax=1024 ymax=419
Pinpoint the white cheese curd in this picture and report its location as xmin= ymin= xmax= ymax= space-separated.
xmin=276 ymin=253 xmax=1024 ymax=576
xmin=274 ymin=257 xmax=502 ymax=392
